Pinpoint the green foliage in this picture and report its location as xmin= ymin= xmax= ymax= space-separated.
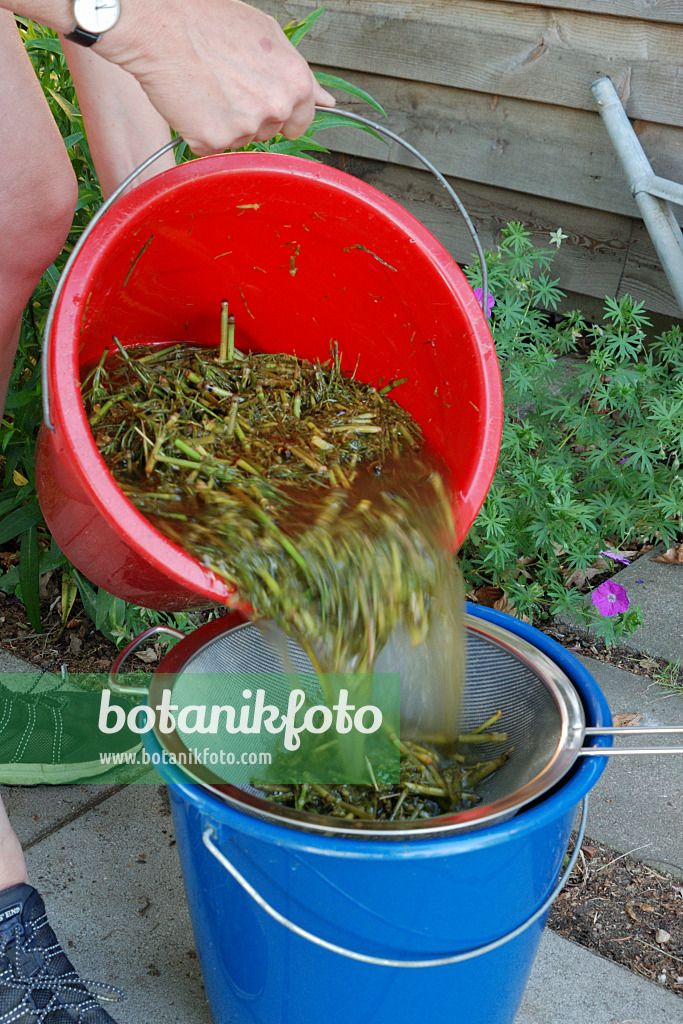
xmin=462 ymin=224 xmax=682 ymax=639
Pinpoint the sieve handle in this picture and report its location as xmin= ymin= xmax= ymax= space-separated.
xmin=201 ymin=797 xmax=588 ymax=969
xmin=109 ymin=624 xmax=185 ymax=695
xmin=42 ymin=112 xmax=488 ymax=431
xmin=580 ymin=725 xmax=683 ymax=756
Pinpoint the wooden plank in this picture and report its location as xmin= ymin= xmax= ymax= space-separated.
xmin=256 ymin=1 xmax=683 ymax=127
xmin=317 ymin=153 xmax=680 ymax=318
xmin=620 ymin=222 xmax=681 ymax=315
xmin=311 ymin=69 xmax=683 ymax=221
xmin=483 ymin=0 xmax=683 ymax=25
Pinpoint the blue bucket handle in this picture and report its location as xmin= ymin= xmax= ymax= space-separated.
xmin=201 ymin=797 xmax=588 ymax=968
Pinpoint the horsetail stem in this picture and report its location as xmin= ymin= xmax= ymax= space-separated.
xmin=219 ymin=299 xmax=230 ymax=363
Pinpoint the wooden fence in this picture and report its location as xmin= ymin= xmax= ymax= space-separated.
xmin=253 ymin=0 xmax=683 ymax=320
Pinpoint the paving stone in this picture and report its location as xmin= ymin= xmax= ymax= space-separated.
xmin=576 ymin=655 xmax=683 ymax=880
xmin=24 ymin=783 xmax=212 ymax=1024
xmin=516 ymin=929 xmax=682 ymax=1023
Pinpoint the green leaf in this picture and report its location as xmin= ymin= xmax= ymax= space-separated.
xmin=284 ymin=6 xmax=326 ymax=46
xmin=314 ymin=72 xmax=386 ymax=115
xmin=0 ymin=492 xmax=27 ymax=518
xmin=19 ymin=525 xmax=41 ymax=632
xmin=310 ymin=109 xmax=386 ymax=145
xmin=95 ymin=586 xmax=129 ymax=645
xmin=44 ymin=87 xmax=82 ymax=121
xmin=73 ymin=571 xmax=97 ymax=625
xmin=0 ymin=502 xmax=44 ymax=545
xmin=0 ymin=538 xmax=65 ymax=596
xmin=24 ymin=37 xmax=64 ymax=54
xmin=61 ymin=572 xmax=79 ymax=630
xmin=63 ymin=131 xmax=84 ymax=150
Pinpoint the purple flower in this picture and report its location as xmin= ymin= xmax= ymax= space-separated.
xmin=599 ymin=550 xmax=631 ymax=566
xmin=591 ymin=580 xmax=630 ymax=616
xmin=473 ymin=288 xmax=495 ymax=318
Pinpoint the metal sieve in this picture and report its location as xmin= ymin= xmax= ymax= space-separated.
xmin=110 ymin=609 xmax=683 ymax=839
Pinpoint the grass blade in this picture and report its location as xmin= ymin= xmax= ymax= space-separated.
xmin=19 ymin=525 xmax=41 ymax=632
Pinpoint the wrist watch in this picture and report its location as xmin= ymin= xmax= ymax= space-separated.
xmin=65 ymin=0 xmax=122 ymax=47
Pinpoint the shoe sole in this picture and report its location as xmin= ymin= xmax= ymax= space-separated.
xmin=0 ymin=742 xmax=143 ymax=785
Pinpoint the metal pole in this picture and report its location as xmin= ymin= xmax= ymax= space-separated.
xmin=591 ymin=76 xmax=683 ymax=314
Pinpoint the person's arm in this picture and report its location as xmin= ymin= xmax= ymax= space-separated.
xmin=8 ymin=0 xmax=335 ymax=154
xmin=62 ymin=39 xmax=175 ymax=198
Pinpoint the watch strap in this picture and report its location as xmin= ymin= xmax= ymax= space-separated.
xmin=64 ymin=25 xmax=100 ymax=46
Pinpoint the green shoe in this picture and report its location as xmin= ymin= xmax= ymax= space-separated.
xmin=0 ymin=682 xmax=141 ymax=785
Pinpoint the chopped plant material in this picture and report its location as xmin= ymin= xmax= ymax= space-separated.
xmin=81 ymin=331 xmax=480 ymax=816
xmin=255 ymin=727 xmax=511 ymax=822
xmin=82 ymin=338 xmax=460 ymax=676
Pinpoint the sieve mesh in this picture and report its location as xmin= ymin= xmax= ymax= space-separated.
xmin=154 ymin=614 xmax=585 ymax=836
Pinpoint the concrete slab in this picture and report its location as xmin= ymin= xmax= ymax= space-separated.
xmin=21 ymin=780 xmax=682 ymax=1024
xmin=0 ymin=783 xmax=128 ymax=849
xmin=24 ymin=783 xmax=212 ymax=1024
xmin=576 ymin=655 xmax=683 ymax=880
xmin=557 ymin=547 xmax=683 ymax=664
xmin=516 ymin=929 xmax=682 ymax=1024
xmin=21 ymin=782 xmax=681 ymax=1024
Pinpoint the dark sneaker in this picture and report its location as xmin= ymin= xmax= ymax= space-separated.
xmin=0 ymin=883 xmax=122 ymax=1022
xmin=0 ymin=682 xmax=141 ymax=785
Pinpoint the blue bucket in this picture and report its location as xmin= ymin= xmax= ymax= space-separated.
xmin=147 ymin=606 xmax=611 ymax=1024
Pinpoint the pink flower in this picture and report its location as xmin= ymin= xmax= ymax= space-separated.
xmin=473 ymin=288 xmax=495 ymax=318
xmin=591 ymin=580 xmax=630 ymax=616
xmin=599 ymin=550 xmax=630 ymax=566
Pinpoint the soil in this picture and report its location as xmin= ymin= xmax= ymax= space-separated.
xmin=1 ymin=559 xmax=681 ymax=994
xmin=0 ymin=589 xmax=122 ymax=674
xmin=539 ymin=622 xmax=680 ymax=682
xmin=549 ymin=836 xmax=683 ymax=998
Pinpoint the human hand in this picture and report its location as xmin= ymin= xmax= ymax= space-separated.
xmin=96 ymin=0 xmax=335 ymax=155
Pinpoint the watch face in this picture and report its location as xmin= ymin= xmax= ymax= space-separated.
xmin=73 ymin=0 xmax=121 ymax=35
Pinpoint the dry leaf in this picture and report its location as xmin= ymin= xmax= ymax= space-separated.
xmin=612 ymin=713 xmax=643 ymax=727
xmin=493 ymin=593 xmax=531 ymax=623
xmin=134 ymin=648 xmax=158 ymax=664
xmin=655 ymin=928 xmax=671 ymax=944
xmin=581 ymin=844 xmax=598 ymax=858
xmin=652 ymin=543 xmax=683 ymax=564
xmin=475 ymin=585 xmax=504 ymax=607
xmin=625 ymin=902 xmax=639 ymax=922
xmin=565 ymin=566 xmax=601 ymax=589
xmin=12 ymin=470 xmax=28 ymax=487
xmin=38 ymin=571 xmax=53 ymax=603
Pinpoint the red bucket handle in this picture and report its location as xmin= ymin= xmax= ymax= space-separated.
xmin=42 ymin=110 xmax=489 ymax=431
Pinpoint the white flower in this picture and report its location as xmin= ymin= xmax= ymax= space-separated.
xmin=549 ymin=228 xmax=568 ymax=248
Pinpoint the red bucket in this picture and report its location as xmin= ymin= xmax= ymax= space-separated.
xmin=36 ymin=153 xmax=502 ymax=610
